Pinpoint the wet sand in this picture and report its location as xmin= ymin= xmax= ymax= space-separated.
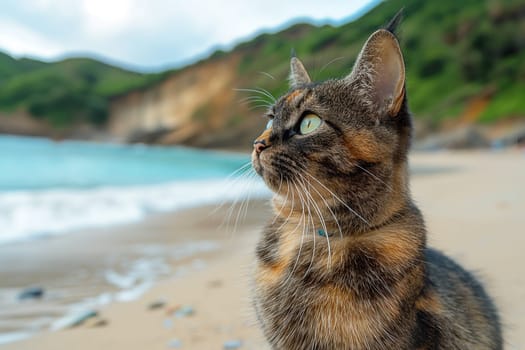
xmin=1 ymin=150 xmax=524 ymax=349
xmin=0 ymin=200 xmax=271 ymax=346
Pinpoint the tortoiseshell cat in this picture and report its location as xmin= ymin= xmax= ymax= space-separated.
xmin=251 ymin=14 xmax=502 ymax=350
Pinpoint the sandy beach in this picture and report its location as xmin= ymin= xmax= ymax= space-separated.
xmin=1 ymin=150 xmax=524 ymax=349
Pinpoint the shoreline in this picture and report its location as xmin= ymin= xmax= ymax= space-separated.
xmin=0 ymin=200 xmax=271 ymax=347
xmin=0 ymin=150 xmax=524 ymax=349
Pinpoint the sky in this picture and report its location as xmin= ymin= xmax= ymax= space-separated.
xmin=0 ymin=0 xmax=377 ymax=72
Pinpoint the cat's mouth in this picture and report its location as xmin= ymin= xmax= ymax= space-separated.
xmin=252 ymin=149 xmax=297 ymax=196
xmin=251 ymin=150 xmax=265 ymax=177
xmin=252 ymin=149 xmax=281 ymax=191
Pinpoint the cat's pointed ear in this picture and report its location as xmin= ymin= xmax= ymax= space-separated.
xmin=289 ymin=51 xmax=311 ymax=89
xmin=346 ymin=29 xmax=405 ymax=116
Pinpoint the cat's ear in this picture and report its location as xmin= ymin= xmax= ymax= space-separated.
xmin=346 ymin=29 xmax=405 ymax=116
xmin=289 ymin=52 xmax=311 ymax=89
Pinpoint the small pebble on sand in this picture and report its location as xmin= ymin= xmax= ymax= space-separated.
xmin=18 ymin=287 xmax=44 ymax=301
xmin=174 ymin=305 xmax=194 ymax=318
xmin=148 ymin=299 xmax=167 ymax=310
xmin=223 ymin=339 xmax=242 ymax=349
xmin=167 ymin=338 xmax=182 ymax=348
xmin=163 ymin=319 xmax=173 ymax=329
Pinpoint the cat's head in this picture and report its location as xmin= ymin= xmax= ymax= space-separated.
xmin=252 ymin=20 xmax=413 ymax=231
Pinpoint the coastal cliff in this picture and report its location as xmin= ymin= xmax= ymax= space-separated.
xmin=106 ymin=0 xmax=525 ymax=150
xmin=108 ymin=55 xmax=265 ymax=149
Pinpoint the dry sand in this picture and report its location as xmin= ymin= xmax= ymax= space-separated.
xmin=2 ymin=150 xmax=524 ymax=349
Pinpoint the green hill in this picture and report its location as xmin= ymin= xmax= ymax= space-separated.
xmin=0 ymin=52 xmax=46 ymax=81
xmin=0 ymin=0 xmax=524 ymax=138
xmin=230 ymin=0 xmax=525 ymax=125
xmin=0 ymin=54 xmax=159 ymax=127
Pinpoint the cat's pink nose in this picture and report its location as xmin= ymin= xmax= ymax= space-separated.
xmin=253 ymin=140 xmax=267 ymax=154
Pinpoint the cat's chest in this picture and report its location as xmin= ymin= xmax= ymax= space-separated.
xmin=252 ymin=221 xmax=418 ymax=349
xmin=254 ymin=220 xmax=336 ymax=287
xmin=253 ymin=267 xmax=401 ymax=349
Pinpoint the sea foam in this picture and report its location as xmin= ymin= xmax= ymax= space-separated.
xmin=0 ymin=178 xmax=270 ymax=245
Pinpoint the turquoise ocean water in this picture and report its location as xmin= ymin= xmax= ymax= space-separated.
xmin=0 ymin=135 xmax=268 ymax=244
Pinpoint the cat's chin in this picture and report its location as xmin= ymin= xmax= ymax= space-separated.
xmin=252 ymin=150 xmax=288 ymax=195
xmin=251 ymin=152 xmax=263 ymax=176
xmin=261 ymin=174 xmax=286 ymax=196
xmin=251 ymin=150 xmax=272 ymax=179
xmin=252 ymin=160 xmax=281 ymax=194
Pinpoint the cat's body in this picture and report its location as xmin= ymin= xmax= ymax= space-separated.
xmin=251 ymin=14 xmax=502 ymax=350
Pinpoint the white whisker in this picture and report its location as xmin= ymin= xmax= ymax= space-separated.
xmin=354 ymin=163 xmax=392 ymax=190
xmin=303 ymin=171 xmax=370 ymax=226
xmin=258 ymin=71 xmax=276 ymax=80
xmin=297 ymin=176 xmax=332 ymax=269
xmin=296 ymin=178 xmax=316 ymax=279
xmin=306 ymin=179 xmax=344 ymax=239
xmin=234 ymin=87 xmax=276 ymax=103
xmin=284 ymin=180 xmax=307 ymax=285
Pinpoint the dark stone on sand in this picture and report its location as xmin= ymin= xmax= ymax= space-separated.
xmin=65 ymin=310 xmax=99 ymax=328
xmin=95 ymin=319 xmax=108 ymax=327
xmin=51 ymin=309 xmax=101 ymax=330
xmin=148 ymin=299 xmax=167 ymax=310
xmin=18 ymin=287 xmax=44 ymax=300
xmin=84 ymin=317 xmax=109 ymax=328
xmin=223 ymin=339 xmax=243 ymax=349
xmin=208 ymin=279 xmax=223 ymax=288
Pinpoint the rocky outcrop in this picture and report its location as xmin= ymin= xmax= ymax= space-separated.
xmin=108 ymin=55 xmax=264 ymax=150
xmin=414 ymin=119 xmax=525 ymax=150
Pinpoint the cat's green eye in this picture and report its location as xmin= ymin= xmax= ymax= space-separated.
xmin=299 ymin=114 xmax=322 ymax=135
xmin=266 ymin=119 xmax=273 ymax=129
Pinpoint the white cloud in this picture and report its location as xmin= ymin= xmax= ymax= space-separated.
xmin=18 ymin=0 xmax=83 ymax=21
xmin=0 ymin=18 xmax=64 ymax=58
xmin=80 ymin=0 xmax=135 ymax=38
xmin=0 ymin=0 xmax=375 ymax=69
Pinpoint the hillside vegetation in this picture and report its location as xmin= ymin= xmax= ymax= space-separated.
xmin=0 ymin=0 xmax=524 ymax=140
xmin=0 ymin=53 xmax=159 ymax=127
xmin=230 ymin=0 xmax=525 ymax=125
